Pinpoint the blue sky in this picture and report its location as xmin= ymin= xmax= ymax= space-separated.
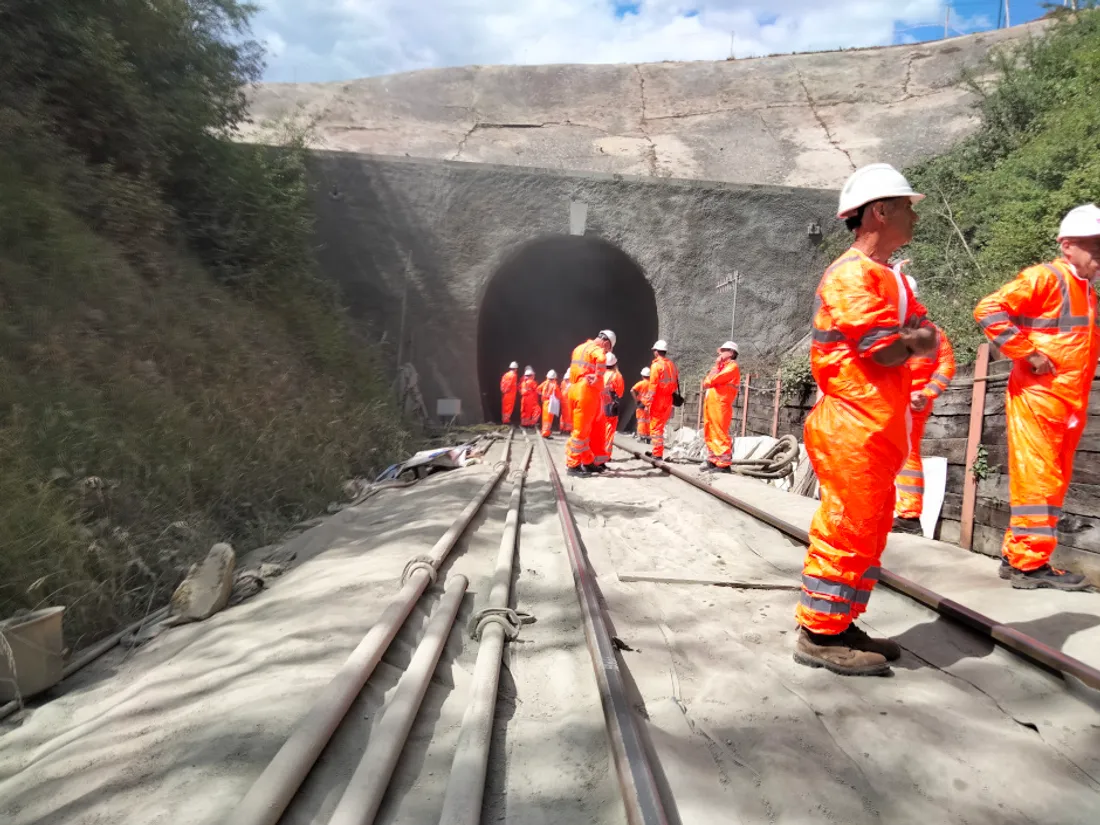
xmin=251 ymin=1 xmax=1055 ymax=84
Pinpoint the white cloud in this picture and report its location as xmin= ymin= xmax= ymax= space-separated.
xmin=251 ymin=0 xmax=978 ymax=83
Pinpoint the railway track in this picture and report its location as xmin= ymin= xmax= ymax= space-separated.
xmin=5 ymin=429 xmax=1100 ymax=824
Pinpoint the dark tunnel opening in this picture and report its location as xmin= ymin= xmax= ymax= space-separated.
xmin=477 ymin=235 xmax=659 ymax=426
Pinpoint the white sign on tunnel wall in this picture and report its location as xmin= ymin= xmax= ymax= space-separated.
xmin=569 ymin=201 xmax=588 ymax=236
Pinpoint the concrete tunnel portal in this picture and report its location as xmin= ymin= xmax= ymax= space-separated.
xmin=477 ymin=235 xmax=659 ymax=426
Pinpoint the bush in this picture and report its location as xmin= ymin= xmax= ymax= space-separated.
xmin=904 ymin=9 xmax=1100 ymax=360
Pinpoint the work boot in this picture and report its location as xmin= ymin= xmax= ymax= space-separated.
xmin=792 ymin=627 xmax=891 ymax=676
xmin=845 ymin=624 xmax=902 ymax=661
xmin=700 ymin=461 xmax=718 ymax=472
xmin=644 ymin=450 xmax=653 ymax=458
xmin=998 ymin=556 xmax=1012 ymax=580
xmin=566 ymin=465 xmax=591 ymax=478
xmin=1011 ymin=564 xmax=1092 ymax=591
xmin=892 ymin=516 xmax=923 ymax=535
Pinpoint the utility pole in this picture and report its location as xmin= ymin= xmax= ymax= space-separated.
xmin=1004 ymin=0 xmax=1011 ymax=27
xmin=728 ymin=31 xmax=735 ymax=59
xmin=716 ymin=271 xmax=740 ymax=340
xmin=944 ymin=5 xmax=950 ymax=39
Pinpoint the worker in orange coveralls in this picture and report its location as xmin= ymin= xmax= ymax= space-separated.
xmin=566 ymin=329 xmax=615 ymax=476
xmin=538 ymin=369 xmax=562 ymax=438
xmin=646 ymin=340 xmax=679 ymax=459
xmin=974 ymin=203 xmax=1100 ymax=592
xmin=795 ymin=163 xmax=938 ymax=677
xmin=559 ymin=372 xmax=573 ymax=435
xmin=499 ymin=361 xmax=519 ymax=425
xmin=519 ymin=367 xmax=540 ymax=429
xmin=603 ymin=353 xmax=626 ymax=457
xmin=701 ymin=341 xmax=741 ymax=473
xmin=631 ymin=367 xmax=652 ymax=442
xmin=892 ymin=272 xmax=956 ymax=535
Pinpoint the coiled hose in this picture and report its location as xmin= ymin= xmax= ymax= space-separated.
xmin=728 ymin=434 xmax=800 ymax=479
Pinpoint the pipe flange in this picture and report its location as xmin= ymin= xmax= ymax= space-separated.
xmin=467 ymin=607 xmax=535 ymax=641
xmin=401 ymin=556 xmax=438 ymax=586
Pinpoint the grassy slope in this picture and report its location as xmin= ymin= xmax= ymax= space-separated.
xmin=0 ymin=147 xmax=408 ymax=646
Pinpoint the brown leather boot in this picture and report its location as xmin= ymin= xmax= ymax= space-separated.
xmin=845 ymin=624 xmax=902 ymax=661
xmin=793 ymin=627 xmax=890 ymax=676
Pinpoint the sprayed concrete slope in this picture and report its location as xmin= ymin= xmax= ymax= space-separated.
xmin=245 ymin=24 xmax=1042 ymax=190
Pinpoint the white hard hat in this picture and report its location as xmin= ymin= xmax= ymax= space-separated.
xmin=641 ymin=367 xmax=651 ymax=377
xmin=547 ymin=369 xmax=557 ymax=379
xmin=509 ymin=361 xmax=518 ymax=369
xmin=905 ymin=274 xmax=919 ymax=297
xmin=1058 ymin=204 xmax=1100 ymax=239
xmin=837 ymin=163 xmax=925 ymax=220
xmin=719 ymin=341 xmax=738 ymax=353
xmin=605 ymin=353 xmax=618 ymax=366
xmin=524 ymin=366 xmax=534 ymax=375
xmin=599 ymin=329 xmax=617 ymax=347
xmin=652 ymin=339 xmax=668 ymax=351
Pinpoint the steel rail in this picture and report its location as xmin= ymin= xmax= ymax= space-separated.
xmin=614 ymin=437 xmax=1100 ymax=693
xmin=538 ymin=437 xmax=670 ymax=825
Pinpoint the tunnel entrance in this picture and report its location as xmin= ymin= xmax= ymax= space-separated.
xmin=477 ymin=235 xmax=659 ymax=426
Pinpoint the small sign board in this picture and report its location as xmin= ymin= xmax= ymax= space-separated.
xmin=437 ymin=398 xmax=462 ymax=418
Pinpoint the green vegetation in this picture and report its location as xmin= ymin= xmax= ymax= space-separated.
xmin=905 ymin=8 xmax=1100 ymax=360
xmin=0 ymin=1 xmax=408 ymax=644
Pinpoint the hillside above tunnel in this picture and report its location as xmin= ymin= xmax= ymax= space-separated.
xmin=244 ymin=23 xmax=1042 ymax=190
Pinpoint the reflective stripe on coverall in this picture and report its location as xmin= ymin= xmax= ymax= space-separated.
xmin=799 ymin=248 xmax=930 ymax=635
xmin=538 ymin=378 xmax=561 ymax=438
xmin=603 ymin=369 xmax=626 ymax=457
xmin=519 ymin=376 xmax=540 ymax=427
xmin=559 ymin=378 xmax=573 ymax=433
xmin=648 ymin=355 xmax=680 ymax=458
xmin=566 ymin=340 xmax=608 ymax=468
xmin=631 ymin=379 xmax=651 ymax=437
xmin=703 ymin=359 xmax=741 ymax=468
xmin=500 ymin=370 xmax=518 ymax=424
xmin=974 ymin=260 xmax=1100 ymax=571
xmin=895 ymin=326 xmax=956 ymax=519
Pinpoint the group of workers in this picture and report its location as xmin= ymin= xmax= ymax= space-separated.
xmin=497 ymin=163 xmax=1100 ymax=678
xmin=796 ymin=162 xmax=1100 ymax=678
xmin=498 ymin=335 xmax=692 ymax=475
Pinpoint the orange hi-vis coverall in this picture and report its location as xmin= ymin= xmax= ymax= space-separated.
xmin=519 ymin=375 xmax=540 ymax=428
xmin=559 ymin=377 xmax=573 ymax=434
xmin=895 ymin=325 xmax=956 ymax=519
xmin=566 ymin=340 xmax=608 ymax=468
xmin=799 ymin=248 xmax=931 ymax=635
xmin=500 ymin=370 xmax=518 ymax=424
xmin=537 ymin=378 xmax=561 ymax=438
xmin=631 ymin=379 xmax=651 ymax=437
xmin=974 ymin=259 xmax=1100 ymax=571
xmin=603 ymin=369 xmax=626 ymax=455
xmin=703 ymin=358 xmax=741 ymax=468
xmin=647 ymin=355 xmax=679 ymax=459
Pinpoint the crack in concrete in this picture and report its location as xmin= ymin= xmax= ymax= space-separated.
xmin=902 ymin=54 xmax=916 ymax=99
xmin=796 ymin=71 xmax=856 ymax=171
xmin=634 ymin=65 xmax=659 ymax=176
xmin=897 ymin=643 xmax=1100 ymax=789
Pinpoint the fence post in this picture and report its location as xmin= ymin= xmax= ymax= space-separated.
xmin=771 ymin=371 xmax=782 ymax=438
xmin=960 ymin=343 xmax=990 ymax=551
xmin=741 ymin=374 xmax=751 ymax=438
xmin=697 ymin=379 xmax=705 ymax=431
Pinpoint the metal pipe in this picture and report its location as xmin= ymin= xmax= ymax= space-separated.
xmin=329 ymin=575 xmax=469 ymax=825
xmin=615 ymin=438 xmax=1100 ymax=692
xmin=227 ymin=460 xmax=508 ymax=825
xmin=438 ymin=444 xmax=533 ymax=825
xmin=539 ymin=438 xmax=669 ymax=825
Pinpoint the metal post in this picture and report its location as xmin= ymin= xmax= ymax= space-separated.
xmin=716 ymin=271 xmax=740 ymax=341
xmin=944 ymin=6 xmax=950 ymax=38
xmin=740 ymin=374 xmax=750 ymax=438
xmin=960 ymin=343 xmax=990 ymax=551
xmin=771 ymin=371 xmax=782 ymax=438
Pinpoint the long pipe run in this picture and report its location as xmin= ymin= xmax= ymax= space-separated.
xmin=540 ymin=438 xmax=669 ymax=825
xmin=227 ymin=439 xmax=510 ymax=825
xmin=437 ymin=444 xmax=533 ymax=825
xmin=329 ymin=575 xmax=470 ymax=825
xmin=615 ymin=438 xmax=1100 ymax=693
